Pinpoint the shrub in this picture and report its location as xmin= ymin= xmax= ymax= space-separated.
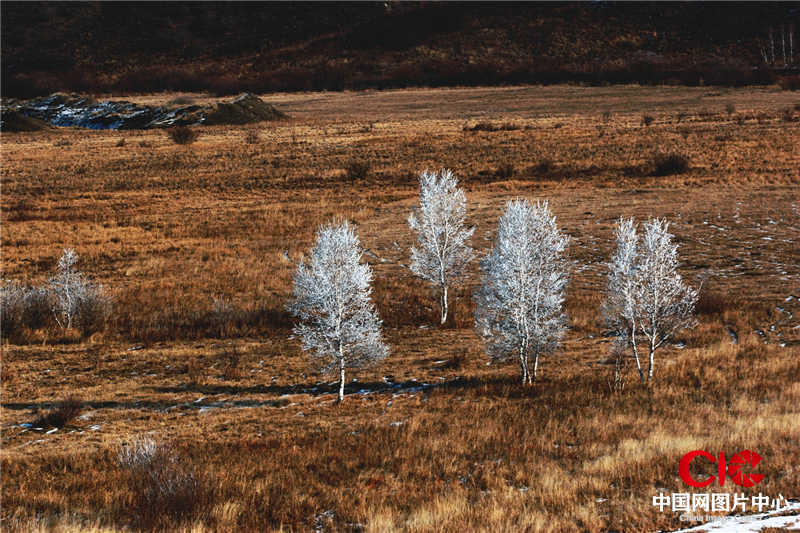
xmin=463 ymin=122 xmax=520 ymax=132
xmin=22 ymin=286 xmax=53 ymax=331
xmin=532 ymin=158 xmax=556 ymax=176
xmin=49 ymin=249 xmax=113 ymax=337
xmin=641 ymin=114 xmax=654 ymax=127
xmin=1 ymin=282 xmax=26 ymax=340
xmin=1 ymin=283 xmax=53 ymax=340
xmin=186 ymin=356 xmax=204 ymax=385
xmin=495 ymin=161 xmax=515 ymax=179
xmin=465 ymin=122 xmax=491 ymax=132
xmin=244 ymin=130 xmax=261 ymax=144
xmin=696 ymin=287 xmax=730 ymax=317
xmin=166 ymin=126 xmax=199 ymax=145
xmin=74 ymin=284 xmax=113 ymax=337
xmin=652 ymin=153 xmax=690 ymax=176
xmin=119 ymin=437 xmax=213 ymax=530
xmin=32 ymin=396 xmax=83 ymax=428
xmin=344 ymin=158 xmax=371 ymax=180
xmin=221 ymin=345 xmax=243 ymax=380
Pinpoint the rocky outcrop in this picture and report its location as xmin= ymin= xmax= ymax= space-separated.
xmin=204 ymin=93 xmax=287 ymax=125
xmin=1 ymin=93 xmax=286 ymax=131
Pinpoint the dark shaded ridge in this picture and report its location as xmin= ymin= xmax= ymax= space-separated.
xmin=2 ymin=2 xmax=799 ymax=97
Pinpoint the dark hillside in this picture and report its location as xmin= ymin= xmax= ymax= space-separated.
xmin=2 ymin=2 xmax=798 ymax=96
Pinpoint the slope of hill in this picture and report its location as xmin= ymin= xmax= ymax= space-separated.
xmin=2 ymin=2 xmax=798 ymax=97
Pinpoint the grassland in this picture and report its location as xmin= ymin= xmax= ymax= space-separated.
xmin=2 ymin=85 xmax=799 ymax=532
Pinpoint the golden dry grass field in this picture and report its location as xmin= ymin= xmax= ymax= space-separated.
xmin=2 ymin=85 xmax=799 ymax=532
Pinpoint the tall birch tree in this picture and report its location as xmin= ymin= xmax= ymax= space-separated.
xmin=604 ymin=217 xmax=698 ymax=383
xmin=408 ymin=169 xmax=474 ymax=325
xmin=475 ymin=199 xmax=570 ymax=384
xmin=288 ymin=221 xmax=389 ymax=402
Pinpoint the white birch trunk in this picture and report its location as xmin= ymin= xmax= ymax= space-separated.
xmin=338 ymin=348 xmax=345 ymax=403
xmin=440 ymin=283 xmax=448 ymax=325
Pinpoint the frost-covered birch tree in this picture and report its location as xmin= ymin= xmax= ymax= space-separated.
xmin=48 ymin=248 xmax=112 ymax=335
xmin=637 ymin=219 xmax=698 ymax=380
xmin=49 ymin=249 xmax=84 ymax=330
xmin=288 ymin=221 xmax=389 ymax=402
xmin=475 ymin=199 xmax=569 ymax=384
xmin=603 ymin=217 xmax=645 ymax=382
xmin=603 ymin=217 xmax=698 ymax=383
xmin=408 ymin=169 xmax=474 ymax=325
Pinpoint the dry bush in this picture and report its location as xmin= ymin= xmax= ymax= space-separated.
xmin=529 ymin=158 xmax=555 ymax=177
xmin=243 ymin=130 xmax=261 ymax=144
xmin=695 ymin=286 xmax=731 ymax=317
xmin=32 ymin=396 xmax=83 ymax=429
xmin=463 ymin=121 xmax=520 ymax=132
xmin=166 ymin=126 xmax=199 ymax=145
xmin=23 ymin=286 xmax=52 ymax=331
xmin=186 ymin=356 xmax=204 ymax=385
xmin=115 ymin=138 xmax=126 ymax=147
xmin=74 ymin=285 xmax=113 ymax=337
xmin=494 ymin=161 xmax=515 ymax=179
xmin=220 ymin=345 xmax=243 ymax=380
xmin=1 ymin=283 xmax=53 ymax=341
xmin=781 ymin=107 xmax=798 ymax=123
xmin=119 ymin=437 xmax=214 ymax=531
xmin=1 ymin=282 xmax=26 ymax=340
xmin=344 ymin=158 xmax=371 ymax=180
xmin=641 ymin=114 xmax=654 ymax=127
xmin=440 ymin=351 xmax=466 ymax=370
xmin=651 ymin=152 xmax=690 ymax=176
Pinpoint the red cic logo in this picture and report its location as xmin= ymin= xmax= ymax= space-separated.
xmin=679 ymin=450 xmax=764 ymax=488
